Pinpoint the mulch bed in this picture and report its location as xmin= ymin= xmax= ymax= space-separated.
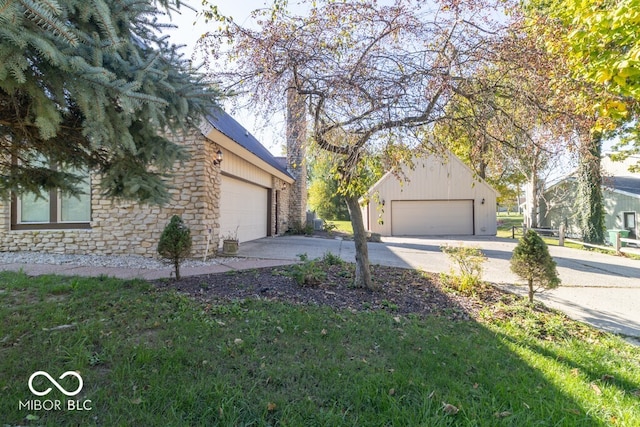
xmin=153 ymin=262 xmax=511 ymax=321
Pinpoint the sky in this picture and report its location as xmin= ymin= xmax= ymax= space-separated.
xmin=162 ymin=1 xmax=285 ymax=154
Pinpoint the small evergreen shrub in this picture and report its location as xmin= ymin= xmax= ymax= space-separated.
xmin=440 ymin=244 xmax=486 ymax=295
xmin=510 ymin=229 xmax=560 ymax=303
xmin=157 ymin=215 xmax=192 ymax=280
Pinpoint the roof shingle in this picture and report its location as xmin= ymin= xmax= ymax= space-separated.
xmin=205 ymin=109 xmax=292 ymax=179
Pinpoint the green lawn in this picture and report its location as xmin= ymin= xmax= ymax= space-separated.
xmin=325 ymin=220 xmax=353 ymax=235
xmin=497 ymin=212 xmax=524 ymax=239
xmin=1 ymin=271 xmax=639 ymax=426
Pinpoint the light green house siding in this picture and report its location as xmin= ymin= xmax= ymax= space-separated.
xmin=540 ymin=179 xmax=639 ymax=240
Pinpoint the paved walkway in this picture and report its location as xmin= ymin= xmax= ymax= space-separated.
xmin=1 ymin=235 xmax=638 ymax=341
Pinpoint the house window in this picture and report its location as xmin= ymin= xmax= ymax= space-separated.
xmin=623 ymin=212 xmax=636 ymax=230
xmin=12 ymin=164 xmax=91 ymax=230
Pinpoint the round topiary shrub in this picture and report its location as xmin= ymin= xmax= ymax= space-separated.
xmin=510 ymin=229 xmax=560 ymax=303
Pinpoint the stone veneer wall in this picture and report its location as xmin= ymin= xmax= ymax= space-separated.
xmin=271 ymin=177 xmax=291 ymax=235
xmin=0 ymin=131 xmax=221 ymax=258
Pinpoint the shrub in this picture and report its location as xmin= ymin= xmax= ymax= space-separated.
xmin=286 ymin=253 xmax=327 ymax=286
xmin=287 ymin=220 xmax=314 ymax=236
xmin=510 ymin=229 xmax=560 ymax=303
xmin=321 ymin=251 xmax=344 ymax=266
xmin=440 ymin=244 xmax=486 ymax=295
xmin=157 ymin=215 xmax=192 ymax=280
xmin=323 ymin=222 xmax=338 ymax=233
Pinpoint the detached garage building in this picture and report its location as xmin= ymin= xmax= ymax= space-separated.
xmin=361 ymin=152 xmax=498 ymax=237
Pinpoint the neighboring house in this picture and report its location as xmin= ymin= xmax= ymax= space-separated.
xmin=361 ymin=152 xmax=498 ymax=236
xmin=539 ymin=153 xmax=640 ymax=239
xmin=0 ymin=109 xmax=300 ymax=258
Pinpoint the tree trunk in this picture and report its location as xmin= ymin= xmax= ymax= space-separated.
xmin=174 ymin=260 xmax=181 ymax=280
xmin=577 ymin=133 xmax=605 ymax=244
xmin=528 ymin=278 xmax=534 ymax=303
xmin=525 ymin=174 xmax=540 ymax=229
xmin=345 ymin=194 xmax=377 ymax=290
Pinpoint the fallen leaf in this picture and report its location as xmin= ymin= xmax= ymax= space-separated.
xmin=389 ymin=388 xmax=395 ymax=396
xmin=276 ymin=326 xmax=284 ymax=334
xmin=590 ymin=383 xmax=602 ymax=396
xmin=393 ymin=316 xmax=401 ymax=323
xmin=494 ymin=411 xmax=512 ymax=418
xmin=473 ymin=383 xmax=479 ymax=389
xmin=570 ymin=368 xmax=580 ymax=376
xmin=234 ymin=338 xmax=243 ymax=345
xmin=321 ymin=328 xmax=327 ymax=335
xmin=442 ymin=403 xmax=459 ymax=415
xmin=131 ymin=398 xmax=142 ymax=405
xmin=267 ymin=402 xmax=277 ymax=411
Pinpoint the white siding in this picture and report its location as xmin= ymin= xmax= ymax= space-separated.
xmin=363 ymin=153 xmax=497 ymax=236
xmin=221 ymin=150 xmax=272 ymax=188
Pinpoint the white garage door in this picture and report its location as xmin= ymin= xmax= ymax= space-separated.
xmin=219 ymin=176 xmax=268 ymax=243
xmin=391 ymin=200 xmax=473 ymax=236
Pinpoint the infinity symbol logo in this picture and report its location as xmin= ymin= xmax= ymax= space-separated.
xmin=28 ymin=371 xmax=83 ymax=397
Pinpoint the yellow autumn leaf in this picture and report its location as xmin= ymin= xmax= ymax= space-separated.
xmin=606 ymin=100 xmax=627 ymax=113
xmin=595 ymin=69 xmax=613 ymax=84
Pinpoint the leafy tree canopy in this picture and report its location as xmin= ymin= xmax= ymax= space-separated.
xmin=524 ymin=0 xmax=640 ymax=164
xmin=199 ymin=0 xmax=513 ymax=289
xmin=0 ymin=0 xmax=218 ymax=203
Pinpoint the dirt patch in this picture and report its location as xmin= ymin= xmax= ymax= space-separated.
xmin=153 ymin=262 xmax=510 ymax=320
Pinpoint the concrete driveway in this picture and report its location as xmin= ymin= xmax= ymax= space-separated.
xmin=240 ymin=235 xmax=640 ymax=340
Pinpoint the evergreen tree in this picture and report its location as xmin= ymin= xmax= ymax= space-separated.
xmin=510 ymin=230 xmax=560 ymax=303
xmin=158 ymin=215 xmax=192 ymax=280
xmin=0 ymin=0 xmax=217 ymax=203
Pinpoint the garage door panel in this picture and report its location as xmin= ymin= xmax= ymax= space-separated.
xmin=220 ymin=176 xmax=267 ymax=243
xmin=391 ymin=200 xmax=473 ymax=236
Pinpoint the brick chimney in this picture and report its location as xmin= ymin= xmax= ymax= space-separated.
xmin=286 ymin=86 xmax=308 ymax=227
